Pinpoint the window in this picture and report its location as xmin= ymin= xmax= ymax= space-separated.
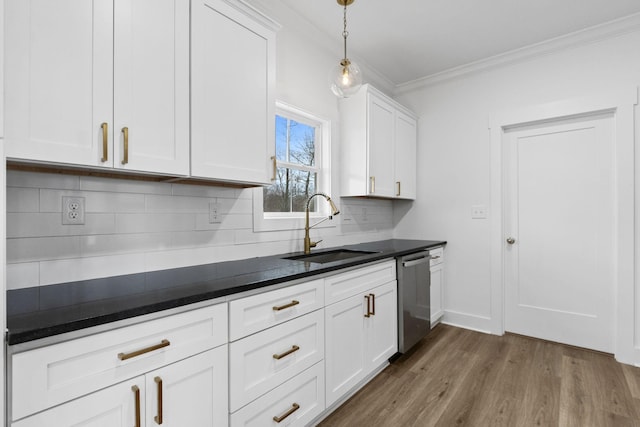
xmin=253 ymin=101 xmax=331 ymax=231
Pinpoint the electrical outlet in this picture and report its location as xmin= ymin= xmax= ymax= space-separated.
xmin=209 ymin=202 xmax=221 ymax=224
xmin=62 ymin=196 xmax=85 ymax=225
xmin=471 ymin=204 xmax=488 ymax=219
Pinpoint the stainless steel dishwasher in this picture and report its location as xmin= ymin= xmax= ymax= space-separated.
xmin=397 ymin=250 xmax=431 ymax=353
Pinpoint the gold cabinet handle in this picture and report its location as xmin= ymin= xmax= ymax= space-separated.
xmin=118 ymin=339 xmax=170 ymax=361
xmin=396 ymin=181 xmax=401 ymax=196
xmin=154 ymin=376 xmax=163 ymax=425
xmin=273 ymin=345 xmax=300 ymax=360
xmin=370 ymin=176 xmax=375 ymax=194
xmin=273 ymin=403 xmax=300 ymax=423
xmin=100 ymin=122 xmax=108 ymax=162
xmin=121 ymin=127 xmax=129 ymax=165
xmin=273 ymin=300 xmax=300 ymax=311
xmin=364 ymin=295 xmax=371 ymax=318
xmin=370 ymin=293 xmax=376 ymax=316
xmin=271 ymin=156 xmax=277 ymax=181
xmin=131 ymin=385 xmax=141 ymax=427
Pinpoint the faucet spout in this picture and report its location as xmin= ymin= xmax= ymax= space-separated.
xmin=304 ymin=193 xmax=340 ymax=254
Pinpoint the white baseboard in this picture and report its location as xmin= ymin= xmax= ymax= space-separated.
xmin=441 ymin=310 xmax=495 ymax=335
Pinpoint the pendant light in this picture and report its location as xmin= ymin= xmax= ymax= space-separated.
xmin=329 ymin=0 xmax=362 ymax=98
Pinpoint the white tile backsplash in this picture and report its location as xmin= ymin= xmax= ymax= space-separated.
xmin=6 ymin=170 xmax=394 ymax=288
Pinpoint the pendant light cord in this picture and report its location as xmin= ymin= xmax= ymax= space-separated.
xmin=343 ymin=3 xmax=349 ymax=60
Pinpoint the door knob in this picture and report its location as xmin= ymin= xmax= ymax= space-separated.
xmin=506 ymin=237 xmax=516 ymax=245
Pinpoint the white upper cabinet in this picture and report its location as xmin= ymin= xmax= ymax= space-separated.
xmin=340 ymin=84 xmax=418 ymax=199
xmin=113 ymin=0 xmax=190 ymax=175
xmin=5 ymin=0 xmax=190 ymax=176
xmin=191 ymin=0 xmax=277 ymax=185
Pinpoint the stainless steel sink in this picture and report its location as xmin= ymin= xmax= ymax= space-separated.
xmin=283 ymin=249 xmax=377 ymax=264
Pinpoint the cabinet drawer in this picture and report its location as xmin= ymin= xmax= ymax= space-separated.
xmin=11 ymin=303 xmax=227 ymax=421
xmin=229 ymin=310 xmax=324 ymax=412
xmin=230 ymin=362 xmax=325 ymax=427
xmin=430 ymin=247 xmax=444 ymax=266
xmin=325 ymin=260 xmax=396 ymax=305
xmin=229 ymin=279 xmax=324 ymax=341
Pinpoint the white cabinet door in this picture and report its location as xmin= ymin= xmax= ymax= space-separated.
xmin=430 ymin=262 xmax=444 ymax=326
xmin=324 ymin=294 xmax=367 ymax=407
xmin=367 ymin=93 xmax=395 ymax=198
xmin=191 ymin=0 xmax=276 ymax=184
xmin=5 ymin=0 xmax=113 ymax=167
xmin=394 ymin=110 xmax=417 ymax=199
xmin=12 ymin=376 xmax=145 ymax=427
xmin=113 ymin=0 xmax=189 ymax=175
xmin=365 ymin=281 xmax=398 ymax=369
xmin=146 ymin=347 xmax=228 ymax=427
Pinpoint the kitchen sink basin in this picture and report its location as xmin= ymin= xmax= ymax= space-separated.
xmin=284 ymin=249 xmax=377 ymax=264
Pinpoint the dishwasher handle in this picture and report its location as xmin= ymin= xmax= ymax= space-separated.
xmin=402 ymin=256 xmax=430 ymax=268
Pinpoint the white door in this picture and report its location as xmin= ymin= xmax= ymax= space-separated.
xmin=365 ymin=281 xmax=398 ymax=369
xmin=146 ymin=347 xmax=228 ymax=427
xmin=324 ymin=294 xmax=367 ymax=407
xmin=504 ymin=112 xmax=615 ymax=352
xmin=11 ymin=377 xmax=144 ymax=427
xmin=394 ymin=111 xmax=417 ymax=199
xmin=191 ymin=0 xmax=275 ymax=184
xmin=4 ymin=0 xmax=113 ymax=167
xmin=367 ymin=93 xmax=395 ymax=197
xmin=113 ymin=0 xmax=190 ymax=175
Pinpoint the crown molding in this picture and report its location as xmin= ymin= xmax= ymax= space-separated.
xmin=394 ymin=12 xmax=640 ymax=96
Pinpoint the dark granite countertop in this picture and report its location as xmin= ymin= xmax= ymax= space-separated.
xmin=6 ymin=239 xmax=446 ymax=345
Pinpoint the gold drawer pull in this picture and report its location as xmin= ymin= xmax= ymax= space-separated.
xmin=364 ymin=294 xmax=371 ymax=318
xmin=396 ymin=181 xmax=401 ymax=196
xmin=118 ymin=339 xmax=170 ymax=361
xmin=273 ymin=403 xmax=300 ymax=423
xmin=370 ymin=176 xmax=376 ymax=194
xmin=154 ymin=376 xmax=163 ymax=425
xmin=121 ymin=127 xmax=129 ymax=165
xmin=273 ymin=345 xmax=300 ymax=360
xmin=370 ymin=293 xmax=376 ymax=316
xmin=132 ymin=385 xmax=141 ymax=427
xmin=273 ymin=300 xmax=300 ymax=311
xmin=100 ymin=122 xmax=108 ymax=162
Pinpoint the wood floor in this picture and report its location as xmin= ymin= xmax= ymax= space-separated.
xmin=317 ymin=324 xmax=640 ymax=427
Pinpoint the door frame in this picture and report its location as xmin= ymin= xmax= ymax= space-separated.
xmin=488 ymin=88 xmax=637 ymax=364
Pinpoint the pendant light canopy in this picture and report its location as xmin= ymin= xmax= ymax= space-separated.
xmin=329 ymin=0 xmax=362 ymax=98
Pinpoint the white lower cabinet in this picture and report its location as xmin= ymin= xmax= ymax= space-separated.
xmin=12 ymin=346 xmax=228 ymax=427
xmin=9 ymin=303 xmax=228 ymax=426
xmin=9 ymin=260 xmax=402 ymax=426
xmin=430 ymin=246 xmax=445 ymax=326
xmin=230 ymin=362 xmax=325 ymax=427
xmin=229 ymin=309 xmax=324 ymax=412
xmin=325 ymin=274 xmax=397 ymax=407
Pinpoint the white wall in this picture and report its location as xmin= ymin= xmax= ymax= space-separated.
xmin=6 ymin=2 xmax=395 ymax=289
xmin=393 ymin=26 xmax=640 ymax=357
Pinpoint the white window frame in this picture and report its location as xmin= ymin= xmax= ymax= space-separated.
xmin=253 ymin=101 xmax=332 ymax=232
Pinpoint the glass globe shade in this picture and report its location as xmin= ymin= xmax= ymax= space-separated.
xmin=329 ymin=59 xmax=362 ymax=98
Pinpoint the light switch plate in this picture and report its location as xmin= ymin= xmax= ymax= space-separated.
xmin=471 ymin=204 xmax=488 ymax=219
xmin=209 ymin=202 xmax=221 ymax=223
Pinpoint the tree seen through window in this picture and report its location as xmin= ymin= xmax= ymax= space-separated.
xmin=263 ymin=115 xmax=319 ymax=213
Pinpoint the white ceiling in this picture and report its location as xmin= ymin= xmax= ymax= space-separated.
xmin=274 ymin=0 xmax=640 ymax=86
